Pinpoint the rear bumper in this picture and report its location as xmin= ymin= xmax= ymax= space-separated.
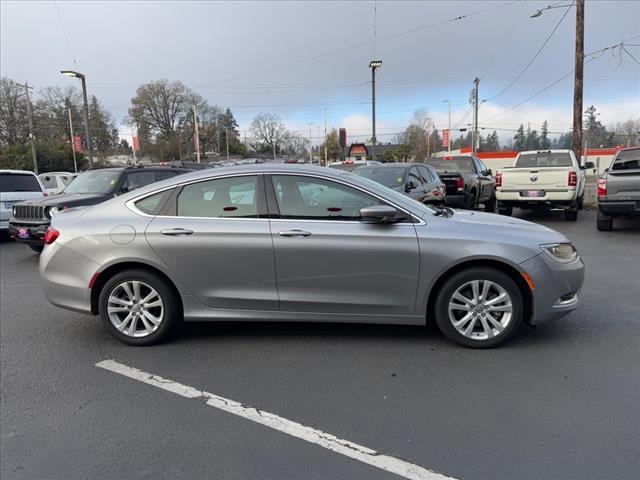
xmin=496 ymin=190 xmax=576 ymax=204
xmin=598 ymin=199 xmax=640 ymax=216
xmin=519 ymin=252 xmax=585 ymax=325
xmin=9 ymin=220 xmax=49 ymax=245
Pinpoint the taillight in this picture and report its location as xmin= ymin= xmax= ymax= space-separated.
xmin=44 ymin=227 xmax=60 ymax=245
xmin=455 ymin=177 xmax=464 ymax=191
xmin=568 ymin=171 xmax=577 ymax=187
xmin=496 ymin=172 xmax=502 ymax=187
xmin=43 ymin=192 xmax=49 ymax=197
xmin=597 ymin=177 xmax=607 ymax=197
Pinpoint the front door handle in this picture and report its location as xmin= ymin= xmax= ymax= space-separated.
xmin=161 ymin=228 xmax=194 ymax=236
xmin=278 ymin=229 xmax=312 ymax=237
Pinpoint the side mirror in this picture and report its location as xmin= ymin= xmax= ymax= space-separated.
xmin=360 ymin=205 xmax=399 ymax=223
xmin=584 ymin=161 xmax=595 ymax=169
xmin=406 ymin=181 xmax=418 ymax=192
xmin=486 ymin=169 xmax=492 ymax=176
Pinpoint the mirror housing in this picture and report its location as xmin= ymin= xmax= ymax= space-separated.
xmin=584 ymin=161 xmax=595 ymax=169
xmin=486 ymin=168 xmax=492 ymax=176
xmin=360 ymin=205 xmax=399 ymax=223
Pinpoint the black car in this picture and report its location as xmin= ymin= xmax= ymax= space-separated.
xmin=426 ymin=156 xmax=496 ymax=211
xmin=9 ymin=165 xmax=190 ymax=252
xmin=352 ymin=163 xmax=445 ymax=205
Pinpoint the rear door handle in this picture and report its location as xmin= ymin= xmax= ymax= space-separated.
xmin=278 ymin=229 xmax=312 ymax=237
xmin=161 ymin=228 xmax=194 ymax=236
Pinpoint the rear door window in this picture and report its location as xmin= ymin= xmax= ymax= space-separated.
xmin=611 ymin=149 xmax=640 ymax=171
xmin=0 ymin=173 xmax=41 ymax=193
xmin=177 ymin=176 xmax=258 ymax=218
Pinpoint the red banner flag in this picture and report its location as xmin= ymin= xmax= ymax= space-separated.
xmin=442 ymin=129 xmax=450 ymax=148
xmin=73 ymin=136 xmax=83 ymax=153
xmin=132 ymin=135 xmax=141 ymax=152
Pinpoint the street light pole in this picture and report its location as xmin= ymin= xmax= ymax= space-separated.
xmin=369 ymin=60 xmax=382 ymax=162
xmin=443 ymin=99 xmax=451 ymax=152
xmin=324 ymin=107 xmax=328 ymax=167
xmin=61 ymin=70 xmax=93 ymax=169
xmin=193 ymin=105 xmax=201 ymax=163
xmin=67 ymin=106 xmax=78 ymax=173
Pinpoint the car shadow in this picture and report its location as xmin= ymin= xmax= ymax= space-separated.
xmin=514 ymin=209 xmax=640 ymax=232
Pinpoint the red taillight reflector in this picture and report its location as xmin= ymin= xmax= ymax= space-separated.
xmin=496 ymin=172 xmax=502 ymax=187
xmin=568 ymin=171 xmax=577 ymax=187
xmin=455 ymin=177 xmax=464 ymax=191
xmin=597 ymin=177 xmax=607 ymax=197
xmin=43 ymin=227 xmax=60 ymax=245
xmin=43 ymin=192 xmax=49 ymax=197
xmin=89 ymin=271 xmax=100 ymax=289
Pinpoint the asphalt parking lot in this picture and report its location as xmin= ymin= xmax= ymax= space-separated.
xmin=1 ymin=209 xmax=639 ymax=480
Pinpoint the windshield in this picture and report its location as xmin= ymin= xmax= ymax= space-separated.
xmin=353 ymin=167 xmax=406 ymax=188
xmin=427 ymin=158 xmax=475 ymax=173
xmin=0 ymin=173 xmax=41 ymax=193
xmin=611 ymin=148 xmax=640 ymax=171
xmin=64 ymin=170 xmax=121 ymax=194
xmin=515 ymin=152 xmax=572 ymax=168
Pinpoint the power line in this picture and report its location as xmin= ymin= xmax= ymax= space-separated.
xmin=486 ymin=2 xmax=573 ymax=101
xmin=193 ymin=1 xmax=516 ymax=89
xmin=53 ymin=1 xmax=78 ymax=66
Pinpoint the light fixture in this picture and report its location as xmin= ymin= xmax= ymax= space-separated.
xmin=369 ymin=60 xmax=382 ymax=68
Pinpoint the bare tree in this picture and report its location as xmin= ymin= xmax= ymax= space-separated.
xmin=613 ymin=119 xmax=640 ymax=147
xmin=282 ymin=131 xmax=309 ymax=158
xmin=249 ymin=112 xmax=286 ymax=153
xmin=0 ymin=77 xmax=29 ymax=146
xmin=129 ymin=79 xmax=207 ymax=159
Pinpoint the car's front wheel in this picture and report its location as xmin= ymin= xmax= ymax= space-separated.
xmin=434 ymin=267 xmax=523 ymax=348
xmin=98 ymin=269 xmax=180 ymax=346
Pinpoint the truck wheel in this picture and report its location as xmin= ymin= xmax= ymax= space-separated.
xmin=596 ymin=210 xmax=613 ymax=231
xmin=497 ymin=202 xmax=512 ymax=216
xmin=577 ymin=194 xmax=584 ymax=210
xmin=484 ymin=193 xmax=497 ymax=213
xmin=29 ymin=244 xmax=44 ymax=253
xmin=564 ymin=208 xmax=578 ymax=221
xmin=464 ymin=191 xmax=476 ymax=210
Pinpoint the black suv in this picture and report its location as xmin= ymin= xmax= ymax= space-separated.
xmin=10 ymin=165 xmax=190 ymax=252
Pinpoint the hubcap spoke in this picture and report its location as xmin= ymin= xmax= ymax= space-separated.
xmin=479 ymin=316 xmax=493 ymax=338
xmin=485 ymin=292 xmax=507 ymax=307
xmin=487 ymin=304 xmax=512 ymax=313
xmin=480 ymin=280 xmax=491 ymax=302
xmin=471 ymin=280 xmax=480 ymax=304
xmin=121 ymin=283 xmax=135 ymax=302
xmin=463 ymin=317 xmax=478 ymax=336
xmin=452 ymin=291 xmax=473 ymax=307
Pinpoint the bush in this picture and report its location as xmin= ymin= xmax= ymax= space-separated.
xmin=0 ymin=143 xmax=87 ymax=173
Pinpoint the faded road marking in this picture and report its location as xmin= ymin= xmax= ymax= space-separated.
xmin=96 ymin=359 xmax=457 ymax=480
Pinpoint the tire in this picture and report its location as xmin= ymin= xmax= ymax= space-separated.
xmin=98 ymin=269 xmax=180 ymax=346
xmin=464 ymin=190 xmax=477 ymax=210
xmin=596 ymin=210 xmax=613 ymax=231
xmin=434 ymin=267 xmax=523 ymax=348
xmin=497 ymin=202 xmax=513 ymax=216
xmin=577 ymin=194 xmax=584 ymax=210
xmin=484 ymin=193 xmax=497 ymax=213
xmin=28 ymin=244 xmax=44 ymax=253
xmin=564 ymin=208 xmax=578 ymax=221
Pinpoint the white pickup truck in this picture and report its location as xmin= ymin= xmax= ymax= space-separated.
xmin=495 ymin=150 xmax=593 ymax=221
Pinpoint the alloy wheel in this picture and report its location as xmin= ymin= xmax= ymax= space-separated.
xmin=447 ymin=279 xmax=513 ymax=340
xmin=107 ymin=280 xmax=164 ymax=338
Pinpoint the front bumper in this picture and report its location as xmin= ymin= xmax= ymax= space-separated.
xmin=598 ymin=199 xmax=640 ymax=216
xmin=519 ymin=252 xmax=585 ymax=325
xmin=9 ymin=220 xmax=49 ymax=245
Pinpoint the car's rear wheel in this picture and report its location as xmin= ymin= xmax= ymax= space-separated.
xmin=99 ymin=269 xmax=179 ymax=346
xmin=497 ymin=202 xmax=513 ymax=216
xmin=564 ymin=207 xmax=578 ymax=221
xmin=434 ymin=267 xmax=523 ymax=348
xmin=28 ymin=244 xmax=44 ymax=253
xmin=484 ymin=193 xmax=497 ymax=212
xmin=596 ymin=210 xmax=613 ymax=231
xmin=464 ymin=190 xmax=476 ymax=210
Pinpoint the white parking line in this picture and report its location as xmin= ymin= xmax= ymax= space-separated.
xmin=96 ymin=359 xmax=457 ymax=480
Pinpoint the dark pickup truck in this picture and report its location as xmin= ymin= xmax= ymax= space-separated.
xmin=426 ymin=156 xmax=496 ymax=211
xmin=597 ymin=146 xmax=640 ymax=231
xmin=9 ymin=165 xmax=190 ymax=252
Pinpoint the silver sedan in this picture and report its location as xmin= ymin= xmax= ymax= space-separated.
xmin=40 ymin=164 xmax=584 ymax=348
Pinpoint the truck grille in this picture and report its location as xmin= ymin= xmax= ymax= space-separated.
xmin=13 ymin=204 xmax=46 ymax=222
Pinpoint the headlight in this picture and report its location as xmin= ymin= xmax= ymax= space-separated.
xmin=541 ymin=243 xmax=579 ymax=263
xmin=47 ymin=206 xmax=60 ymax=217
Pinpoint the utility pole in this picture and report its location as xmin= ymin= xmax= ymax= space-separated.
xmin=324 ymin=108 xmax=328 ymax=167
xmin=472 ymin=77 xmax=480 ymax=155
xmin=15 ymin=82 xmax=38 ymax=173
xmin=444 ymin=99 xmax=451 ymax=152
xmin=307 ymin=122 xmax=313 ymax=163
xmin=67 ymin=106 xmax=78 ymax=173
xmin=193 ymin=105 xmax=201 ymax=163
xmin=571 ymin=0 xmax=585 ymax=160
xmin=130 ymin=126 xmax=137 ymax=165
xmin=61 ymin=71 xmax=93 ymax=168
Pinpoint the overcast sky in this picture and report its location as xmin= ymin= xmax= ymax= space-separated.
xmin=2 ymin=0 xmax=639 ymax=145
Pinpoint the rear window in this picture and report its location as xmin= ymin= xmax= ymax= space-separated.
xmin=353 ymin=167 xmax=406 ymax=188
xmin=515 ymin=152 xmax=572 ymax=168
xmin=611 ymin=149 xmax=640 ymax=171
xmin=0 ymin=173 xmax=41 ymax=193
xmin=426 ymin=157 xmax=475 ymax=173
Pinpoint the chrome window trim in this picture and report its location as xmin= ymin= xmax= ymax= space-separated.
xmin=125 ymin=170 xmax=425 ymax=225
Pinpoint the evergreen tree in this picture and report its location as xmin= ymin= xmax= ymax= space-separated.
xmin=539 ymin=121 xmax=551 ymax=149
xmin=524 ymin=124 xmax=539 ymax=150
xmin=513 ymin=124 xmax=526 ymax=151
